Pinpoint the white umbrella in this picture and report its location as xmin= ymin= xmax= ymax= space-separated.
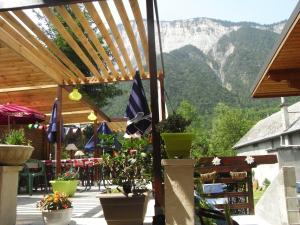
xmin=74 ymin=150 xmax=85 ymax=157
xmin=65 ymin=143 xmax=78 ymax=151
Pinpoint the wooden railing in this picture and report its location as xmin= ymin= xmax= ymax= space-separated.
xmin=194 ymin=155 xmax=278 ymax=215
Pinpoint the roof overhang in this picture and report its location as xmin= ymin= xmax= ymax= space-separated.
xmin=252 ymin=1 xmax=300 ymax=98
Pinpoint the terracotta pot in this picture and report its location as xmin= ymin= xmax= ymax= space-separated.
xmin=161 ymin=133 xmax=193 ymax=159
xmin=42 ymin=208 xmax=72 ymax=225
xmin=50 ymin=180 xmax=79 ymax=197
xmin=98 ymin=192 xmax=149 ymax=225
xmin=0 ymin=144 xmax=34 ymax=166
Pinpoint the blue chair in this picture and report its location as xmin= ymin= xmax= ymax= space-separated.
xmin=19 ymin=159 xmax=48 ymax=195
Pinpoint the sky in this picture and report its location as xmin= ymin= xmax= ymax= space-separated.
xmin=141 ymin=0 xmax=298 ymax=24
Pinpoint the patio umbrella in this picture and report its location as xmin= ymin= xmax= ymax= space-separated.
xmin=0 ymin=103 xmax=45 ymax=129
xmin=125 ymin=71 xmax=151 ymax=136
xmin=47 ymin=99 xmax=64 ymax=143
xmin=84 ymin=122 xmax=118 ymax=152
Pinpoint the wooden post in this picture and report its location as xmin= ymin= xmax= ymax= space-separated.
xmin=55 ymin=85 xmax=62 ymax=176
xmin=159 ymin=73 xmax=166 ymax=120
xmin=247 ymin=171 xmax=254 ymax=214
xmin=146 ymin=0 xmax=164 ymax=224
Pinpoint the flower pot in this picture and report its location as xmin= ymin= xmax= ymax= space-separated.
xmin=42 ymin=208 xmax=72 ymax=225
xmin=0 ymin=144 xmax=34 ymax=166
xmin=50 ymin=180 xmax=79 ymax=197
xmin=161 ymin=133 xmax=193 ymax=159
xmin=98 ymin=192 xmax=149 ymax=225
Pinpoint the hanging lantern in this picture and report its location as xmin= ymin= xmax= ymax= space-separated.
xmin=28 ymin=124 xmax=33 ymax=129
xmin=68 ymin=88 xmax=82 ymax=101
xmin=88 ymin=111 xmax=97 ymax=121
xmin=33 ymin=122 xmax=39 ymax=129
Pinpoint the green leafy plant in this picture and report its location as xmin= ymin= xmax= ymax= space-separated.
xmin=101 ymin=137 xmax=152 ymax=196
xmin=55 ymin=168 xmax=79 ymax=181
xmin=156 ymin=113 xmax=191 ymax=133
xmin=4 ymin=129 xmax=30 ymax=145
xmin=36 ymin=192 xmax=72 ymax=210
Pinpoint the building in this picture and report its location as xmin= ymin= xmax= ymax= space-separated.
xmin=234 ymin=99 xmax=300 ymax=184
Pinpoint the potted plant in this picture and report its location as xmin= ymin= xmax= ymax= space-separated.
xmin=156 ymin=113 xmax=193 ymax=158
xmin=98 ymin=136 xmax=152 ymax=225
xmin=0 ymin=129 xmax=34 ymax=165
xmin=37 ymin=191 xmax=73 ymax=225
xmin=49 ymin=168 xmax=79 ymax=197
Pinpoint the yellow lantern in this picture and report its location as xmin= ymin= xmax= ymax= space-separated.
xmin=88 ymin=111 xmax=97 ymax=121
xmin=68 ymin=88 xmax=82 ymax=101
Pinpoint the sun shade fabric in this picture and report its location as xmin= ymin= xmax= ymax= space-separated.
xmin=0 ymin=103 xmax=45 ymax=125
xmin=47 ymin=99 xmax=64 ymax=143
xmin=84 ymin=122 xmax=112 ymax=152
xmin=125 ymin=71 xmax=151 ymax=136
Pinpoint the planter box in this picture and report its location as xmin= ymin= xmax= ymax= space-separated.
xmin=50 ymin=180 xmax=79 ymax=197
xmin=42 ymin=207 xmax=72 ymax=225
xmin=0 ymin=144 xmax=34 ymax=166
xmin=98 ymin=192 xmax=149 ymax=225
xmin=161 ymin=133 xmax=193 ymax=158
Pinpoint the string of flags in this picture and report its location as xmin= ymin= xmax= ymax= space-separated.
xmin=28 ymin=122 xmax=46 ymax=130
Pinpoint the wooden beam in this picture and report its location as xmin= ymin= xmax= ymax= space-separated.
xmin=267 ymin=68 xmax=300 ymax=81
xmin=0 ymin=17 xmax=63 ymax=84
xmin=13 ymin=10 xmax=87 ymax=82
xmin=56 ymin=6 xmax=111 ymax=81
xmin=0 ymin=84 xmax=58 ymax=93
xmin=0 ymin=0 xmax=98 ymax=12
xmin=114 ymin=0 xmax=145 ymax=75
xmin=129 ymin=0 xmax=149 ymax=68
xmin=99 ymin=1 xmax=135 ymax=76
xmin=41 ymin=7 xmax=104 ymax=81
xmin=147 ymin=0 xmax=164 ymax=222
xmin=84 ymin=2 xmax=129 ymax=80
xmin=0 ymin=11 xmax=75 ymax=82
xmin=69 ymin=4 xmax=120 ymax=80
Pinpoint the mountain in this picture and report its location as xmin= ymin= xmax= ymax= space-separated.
xmin=104 ymin=18 xmax=289 ymax=116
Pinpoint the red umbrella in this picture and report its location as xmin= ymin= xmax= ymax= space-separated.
xmin=0 ymin=104 xmax=46 ymax=127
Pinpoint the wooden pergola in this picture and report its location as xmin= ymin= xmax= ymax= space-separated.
xmin=0 ymin=0 xmax=164 ymax=223
xmin=252 ymin=1 xmax=300 ymax=97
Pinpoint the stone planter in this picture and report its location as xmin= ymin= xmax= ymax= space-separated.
xmin=161 ymin=133 xmax=193 ymax=158
xmin=0 ymin=144 xmax=34 ymax=166
xmin=98 ymin=192 xmax=149 ymax=225
xmin=50 ymin=180 xmax=79 ymax=197
xmin=42 ymin=207 xmax=73 ymax=225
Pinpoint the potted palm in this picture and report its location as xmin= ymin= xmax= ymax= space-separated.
xmin=98 ymin=136 xmax=152 ymax=225
xmin=37 ymin=191 xmax=73 ymax=225
xmin=156 ymin=113 xmax=193 ymax=158
xmin=50 ymin=168 xmax=79 ymax=197
xmin=0 ymin=129 xmax=34 ymax=165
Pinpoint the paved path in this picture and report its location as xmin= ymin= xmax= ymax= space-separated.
xmin=17 ymin=187 xmax=154 ymax=225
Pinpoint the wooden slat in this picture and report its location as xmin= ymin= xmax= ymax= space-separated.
xmin=41 ymin=7 xmax=104 ymax=81
xmin=0 ymin=11 xmax=74 ymax=82
xmin=98 ymin=1 xmax=135 ymax=76
xmin=84 ymin=2 xmax=129 ymax=80
xmin=215 ymin=203 xmax=251 ymax=210
xmin=0 ymin=0 xmax=99 ymax=12
xmin=129 ymin=0 xmax=149 ymax=69
xmin=0 ymin=17 xmax=63 ymax=84
xmin=13 ymin=10 xmax=87 ymax=82
xmin=69 ymin=4 xmax=120 ymax=80
xmin=202 ymin=191 xmax=249 ymax=198
xmin=56 ymin=6 xmax=111 ymax=81
xmin=113 ymin=0 xmax=144 ymax=75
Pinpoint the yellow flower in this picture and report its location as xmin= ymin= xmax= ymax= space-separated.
xmin=54 ymin=197 xmax=59 ymax=203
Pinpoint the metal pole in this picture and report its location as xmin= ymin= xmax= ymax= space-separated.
xmin=146 ymin=0 xmax=164 ymax=224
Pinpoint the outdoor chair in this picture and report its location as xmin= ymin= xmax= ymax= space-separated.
xmin=19 ymin=159 xmax=48 ymax=195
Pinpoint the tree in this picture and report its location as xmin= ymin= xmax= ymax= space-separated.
xmin=209 ymin=103 xmax=254 ymax=156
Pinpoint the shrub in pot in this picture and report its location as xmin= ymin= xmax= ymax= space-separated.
xmin=98 ymin=136 xmax=152 ymax=225
xmin=50 ymin=168 xmax=79 ymax=197
xmin=0 ymin=129 xmax=34 ymax=166
xmin=36 ymin=191 xmax=73 ymax=225
xmin=156 ymin=113 xmax=193 ymax=159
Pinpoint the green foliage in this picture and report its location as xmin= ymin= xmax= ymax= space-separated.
xmin=156 ymin=113 xmax=191 ymax=133
xmin=4 ymin=129 xmax=30 ymax=145
xmin=101 ymin=137 xmax=152 ymax=196
xmin=209 ymin=103 xmax=255 ymax=156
